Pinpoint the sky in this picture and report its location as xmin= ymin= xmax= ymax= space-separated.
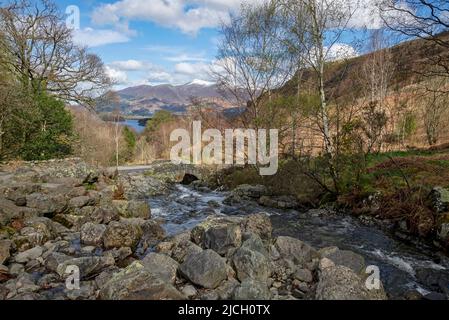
xmin=56 ymin=0 xmax=389 ymax=89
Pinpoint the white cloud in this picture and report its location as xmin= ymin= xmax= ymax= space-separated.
xmin=326 ymin=43 xmax=358 ymax=61
xmin=105 ymin=66 xmax=128 ymax=84
xmin=73 ymin=28 xmax=131 ymax=47
xmin=109 ymin=60 xmax=155 ymax=71
xmin=91 ymin=0 xmax=245 ymax=35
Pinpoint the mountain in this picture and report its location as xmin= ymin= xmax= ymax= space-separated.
xmin=97 ymin=80 xmax=238 ymax=117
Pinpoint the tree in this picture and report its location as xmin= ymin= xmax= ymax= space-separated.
xmin=378 ymin=0 xmax=449 ymax=80
xmin=121 ymin=126 xmax=136 ymax=163
xmin=20 ymin=92 xmax=74 ymax=160
xmin=419 ymin=76 xmax=449 ymax=146
xmin=0 ymin=0 xmax=111 ymax=107
xmin=214 ymin=0 xmax=294 ymax=130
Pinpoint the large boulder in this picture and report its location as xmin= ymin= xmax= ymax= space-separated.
xmin=15 ymin=246 xmax=44 ymax=263
xmin=0 ymin=240 xmax=12 ymax=264
xmin=56 ymin=256 xmax=115 ymax=279
xmin=240 ymin=214 xmax=273 ymax=241
xmin=99 ymin=262 xmax=185 ymax=300
xmin=141 ymin=253 xmax=179 ymax=284
xmin=171 ymin=240 xmax=203 ymax=264
xmin=233 ymin=279 xmax=271 ymax=300
xmin=316 ymin=264 xmax=387 ymax=300
xmin=112 ymin=200 xmax=151 ymax=219
xmin=319 ymin=247 xmax=366 ymax=274
xmin=191 ymin=216 xmax=242 ymax=255
xmin=25 ymin=193 xmax=67 ymax=216
xmin=69 ymin=196 xmax=95 ymax=209
xmin=103 ymin=220 xmax=143 ymax=250
xmin=81 ymin=223 xmax=107 ymax=246
xmin=274 ymin=236 xmax=318 ymax=266
xmin=232 ymin=247 xmax=270 ymax=282
xmin=0 ymin=198 xmax=38 ymax=226
xmin=179 ymin=250 xmax=227 ymax=289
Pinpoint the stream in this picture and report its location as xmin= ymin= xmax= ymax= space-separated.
xmin=149 ymin=184 xmax=449 ymax=299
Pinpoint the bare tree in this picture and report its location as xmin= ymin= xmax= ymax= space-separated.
xmin=418 ymin=76 xmax=449 ymax=146
xmin=378 ymin=0 xmax=449 ymax=80
xmin=0 ymin=0 xmax=111 ymax=107
xmin=214 ymin=0 xmax=295 ymax=130
xmin=360 ymin=29 xmax=394 ymax=153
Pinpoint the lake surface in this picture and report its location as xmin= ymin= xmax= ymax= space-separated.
xmin=122 ymin=119 xmax=146 ymax=134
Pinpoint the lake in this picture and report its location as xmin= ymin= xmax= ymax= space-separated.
xmin=122 ymin=119 xmax=146 ymax=134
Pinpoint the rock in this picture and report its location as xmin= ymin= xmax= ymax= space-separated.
xmin=65 ymin=281 xmax=98 ymax=300
xmin=316 ymin=265 xmax=386 ymax=300
xmin=0 ymin=198 xmax=38 ymax=226
xmin=56 ymin=256 xmax=115 ymax=279
xmin=423 ymin=292 xmax=448 ymax=300
xmin=104 ymin=247 xmax=132 ymax=263
xmin=141 ymin=253 xmax=179 ymax=284
xmin=438 ymin=222 xmax=449 ymax=246
xmin=103 ymin=220 xmax=143 ymax=250
xmin=181 ymin=285 xmax=198 ymax=298
xmin=89 ymin=206 xmax=120 ymax=225
xmin=112 ymin=200 xmax=151 ymax=219
xmin=80 ymin=223 xmax=107 ymax=246
xmin=99 ymin=262 xmax=185 ymax=300
xmin=69 ymin=196 xmax=94 ymax=209
xmin=233 ymin=279 xmax=271 ymax=300
xmin=240 ymin=214 xmax=273 ymax=241
xmin=44 ymin=252 xmax=71 ymax=273
xmin=415 ymin=268 xmax=449 ymax=296
xmin=26 ymin=193 xmax=67 ymax=216
xmin=232 ymin=247 xmax=270 ymax=282
xmin=293 ymin=269 xmax=313 ymax=283
xmin=234 ymin=185 xmax=269 ymax=199
xmin=216 ymin=279 xmax=240 ymax=300
xmin=431 ymin=187 xmax=449 ymax=213
xmin=259 ymin=195 xmax=298 ymax=209
xmin=204 ymin=222 xmax=242 ymax=256
xmin=274 ymin=237 xmax=318 ymax=266
xmin=319 ymin=258 xmax=336 ymax=271
xmin=320 ymin=248 xmax=366 ymax=274
xmin=241 ymin=233 xmax=269 ymax=256
xmin=171 ymin=240 xmax=203 ymax=264
xmin=139 ymin=219 xmax=166 ymax=249
xmin=179 ymin=250 xmax=227 ymax=289
xmin=15 ymin=246 xmax=43 ymax=263
xmin=0 ymin=240 xmax=11 ymax=265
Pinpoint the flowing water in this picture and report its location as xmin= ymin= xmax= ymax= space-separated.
xmin=149 ymin=184 xmax=449 ymax=299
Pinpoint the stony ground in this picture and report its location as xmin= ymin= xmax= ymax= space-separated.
xmin=0 ymin=159 xmax=387 ymax=300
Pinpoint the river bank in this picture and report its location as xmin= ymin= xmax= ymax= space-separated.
xmin=0 ymin=159 xmax=447 ymax=300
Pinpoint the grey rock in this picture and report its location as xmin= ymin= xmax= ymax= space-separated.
xmin=99 ymin=262 xmax=185 ymax=300
xmin=293 ymin=269 xmax=313 ymax=283
xmin=233 ymin=185 xmax=269 ymax=199
xmin=69 ymin=196 xmax=94 ymax=209
xmin=15 ymin=246 xmax=43 ymax=263
xmin=232 ymin=247 xmax=270 ymax=282
xmin=274 ymin=236 xmax=318 ymax=266
xmin=56 ymin=256 xmax=115 ymax=279
xmin=80 ymin=223 xmax=107 ymax=246
xmin=112 ymin=200 xmax=151 ymax=219
xmin=240 ymin=214 xmax=273 ymax=241
xmin=0 ymin=240 xmax=11 ymax=265
xmin=321 ymin=248 xmax=366 ymax=274
xmin=233 ymin=279 xmax=271 ymax=300
xmin=431 ymin=187 xmax=449 ymax=213
xmin=180 ymin=250 xmax=227 ymax=289
xmin=316 ymin=265 xmax=387 ymax=300
xmin=103 ymin=220 xmax=143 ymax=250
xmin=141 ymin=253 xmax=179 ymax=284
xmin=171 ymin=240 xmax=203 ymax=264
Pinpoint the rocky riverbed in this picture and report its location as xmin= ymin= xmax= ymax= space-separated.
xmin=0 ymin=159 xmax=446 ymax=300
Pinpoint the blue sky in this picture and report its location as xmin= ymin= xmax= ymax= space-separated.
xmin=56 ymin=0 xmax=386 ymax=89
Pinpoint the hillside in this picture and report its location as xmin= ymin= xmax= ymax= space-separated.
xmin=97 ymin=81 xmax=239 ymax=117
xmin=273 ymin=31 xmax=449 ymax=152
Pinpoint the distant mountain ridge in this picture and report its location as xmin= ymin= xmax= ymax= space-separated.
xmin=97 ymin=80 xmax=238 ymax=117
